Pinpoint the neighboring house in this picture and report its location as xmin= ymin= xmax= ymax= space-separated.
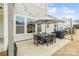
xmin=73 ymin=20 xmax=79 ymax=28
xmin=62 ymin=18 xmax=71 ymax=29
xmin=61 ymin=18 xmax=79 ymax=29
xmin=62 ymin=18 xmax=75 ymax=29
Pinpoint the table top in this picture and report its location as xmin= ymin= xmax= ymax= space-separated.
xmin=38 ymin=33 xmax=54 ymax=37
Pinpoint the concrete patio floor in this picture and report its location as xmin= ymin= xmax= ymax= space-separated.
xmin=52 ymin=29 xmax=79 ymax=56
xmin=16 ymin=38 xmax=70 ymax=56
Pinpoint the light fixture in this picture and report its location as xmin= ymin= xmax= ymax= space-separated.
xmin=0 ymin=7 xmax=3 ymax=11
xmin=0 ymin=7 xmax=3 ymax=9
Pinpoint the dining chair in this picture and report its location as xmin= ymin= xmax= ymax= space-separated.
xmin=33 ymin=34 xmax=37 ymax=45
xmin=53 ymin=33 xmax=56 ymax=43
xmin=37 ymin=35 xmax=44 ymax=45
xmin=43 ymin=35 xmax=51 ymax=46
xmin=48 ymin=35 xmax=53 ymax=44
xmin=33 ymin=34 xmax=44 ymax=46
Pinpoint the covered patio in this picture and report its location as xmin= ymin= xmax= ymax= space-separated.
xmin=3 ymin=3 xmax=71 ymax=56
xmin=31 ymin=15 xmax=65 ymax=46
xmin=15 ymin=14 xmax=71 ymax=56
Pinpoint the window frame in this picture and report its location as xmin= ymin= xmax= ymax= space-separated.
xmin=26 ymin=18 xmax=36 ymax=33
xmin=14 ymin=14 xmax=26 ymax=35
xmin=14 ymin=14 xmax=37 ymax=35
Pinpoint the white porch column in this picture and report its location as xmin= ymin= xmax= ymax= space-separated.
xmin=8 ymin=3 xmax=14 ymax=56
xmin=4 ymin=3 xmax=8 ymax=51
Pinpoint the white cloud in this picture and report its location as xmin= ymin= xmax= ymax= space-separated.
xmin=65 ymin=15 xmax=77 ymax=19
xmin=48 ymin=7 xmax=76 ymax=19
xmin=48 ymin=7 xmax=75 ymax=15
xmin=65 ymin=15 xmax=73 ymax=18
xmin=63 ymin=7 xmax=75 ymax=14
xmin=48 ymin=7 xmax=57 ymax=14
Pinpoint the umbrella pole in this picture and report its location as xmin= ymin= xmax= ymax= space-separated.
xmin=45 ymin=26 xmax=46 ymax=34
xmin=54 ymin=23 xmax=56 ymax=32
xmin=45 ymin=20 xmax=46 ymax=34
xmin=70 ymin=18 xmax=73 ymax=41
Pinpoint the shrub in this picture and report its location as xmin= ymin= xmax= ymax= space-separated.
xmin=64 ymin=27 xmax=75 ymax=34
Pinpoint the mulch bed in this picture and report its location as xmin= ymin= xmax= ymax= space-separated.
xmin=0 ymin=51 xmax=7 ymax=56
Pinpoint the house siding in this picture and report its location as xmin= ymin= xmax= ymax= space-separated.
xmin=14 ymin=3 xmax=48 ymax=41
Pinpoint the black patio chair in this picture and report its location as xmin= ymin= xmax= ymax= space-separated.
xmin=33 ymin=34 xmax=44 ymax=46
xmin=33 ymin=34 xmax=37 ymax=44
xmin=48 ymin=35 xmax=54 ymax=44
xmin=51 ymin=32 xmax=56 ymax=43
xmin=53 ymin=33 xmax=56 ymax=43
xmin=42 ymin=35 xmax=51 ymax=46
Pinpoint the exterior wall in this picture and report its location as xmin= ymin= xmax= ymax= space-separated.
xmin=41 ymin=24 xmax=55 ymax=33
xmin=46 ymin=24 xmax=54 ymax=33
xmin=64 ymin=20 xmax=70 ymax=28
xmin=41 ymin=23 xmax=65 ymax=33
xmin=14 ymin=3 xmax=48 ymax=18
xmin=57 ymin=22 xmax=65 ymax=31
xmin=14 ymin=3 xmax=48 ymax=41
xmin=0 ymin=15 xmax=4 ymax=38
xmin=64 ymin=18 xmax=74 ymax=28
xmin=14 ymin=14 xmax=38 ymax=41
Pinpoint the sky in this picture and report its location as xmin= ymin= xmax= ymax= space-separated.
xmin=48 ymin=3 xmax=79 ymax=19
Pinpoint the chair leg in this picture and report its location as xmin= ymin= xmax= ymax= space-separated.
xmin=36 ymin=40 xmax=39 ymax=46
xmin=52 ymin=39 xmax=54 ymax=43
xmin=54 ymin=38 xmax=56 ymax=43
xmin=46 ymin=40 xmax=49 ymax=46
xmin=49 ymin=40 xmax=51 ymax=44
xmin=36 ymin=43 xmax=38 ymax=46
xmin=41 ymin=41 xmax=44 ymax=45
xmin=34 ymin=39 xmax=35 ymax=44
xmin=47 ymin=43 xmax=48 ymax=46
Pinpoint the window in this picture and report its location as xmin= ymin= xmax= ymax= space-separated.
xmin=27 ymin=18 xmax=35 ymax=33
xmin=16 ymin=16 xmax=25 ymax=34
xmin=37 ymin=24 xmax=41 ymax=32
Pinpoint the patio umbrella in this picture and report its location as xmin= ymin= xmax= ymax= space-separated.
xmin=35 ymin=15 xmax=64 ymax=33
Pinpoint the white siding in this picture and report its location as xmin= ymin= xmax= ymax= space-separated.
xmin=41 ymin=24 xmax=55 ymax=33
xmin=46 ymin=24 xmax=54 ymax=33
xmin=14 ymin=14 xmax=38 ymax=41
xmin=14 ymin=3 xmax=48 ymax=18
xmin=14 ymin=3 xmax=48 ymax=41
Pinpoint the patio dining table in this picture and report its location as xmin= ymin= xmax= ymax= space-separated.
xmin=36 ymin=33 xmax=55 ymax=45
xmin=40 ymin=33 xmax=54 ymax=39
xmin=40 ymin=33 xmax=55 ymax=37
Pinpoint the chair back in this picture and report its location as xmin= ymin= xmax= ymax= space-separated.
xmin=33 ymin=34 xmax=37 ymax=40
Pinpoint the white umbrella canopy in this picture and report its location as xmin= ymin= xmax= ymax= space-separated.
xmin=35 ymin=15 xmax=65 ymax=33
xmin=35 ymin=15 xmax=65 ymax=24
